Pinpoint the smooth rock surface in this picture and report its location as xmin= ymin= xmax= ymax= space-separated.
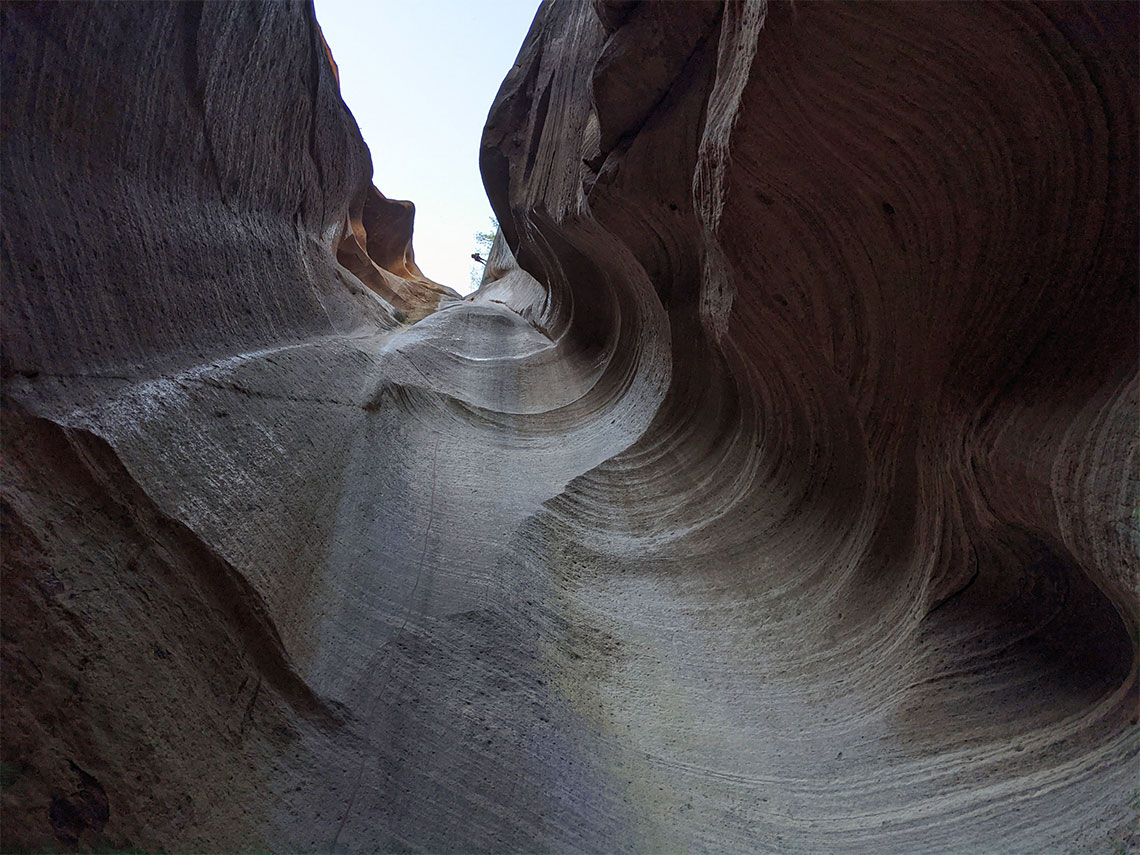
xmin=2 ymin=1 xmax=1137 ymax=852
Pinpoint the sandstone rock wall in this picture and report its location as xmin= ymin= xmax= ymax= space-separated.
xmin=2 ymin=1 xmax=1136 ymax=852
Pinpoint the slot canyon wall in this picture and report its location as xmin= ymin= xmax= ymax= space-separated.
xmin=2 ymin=0 xmax=1137 ymax=852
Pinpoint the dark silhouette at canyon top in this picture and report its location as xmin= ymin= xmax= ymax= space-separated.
xmin=2 ymin=1 xmax=1137 ymax=852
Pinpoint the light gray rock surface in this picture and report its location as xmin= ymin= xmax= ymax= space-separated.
xmin=2 ymin=1 xmax=1137 ymax=852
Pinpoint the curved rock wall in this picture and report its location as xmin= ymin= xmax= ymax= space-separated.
xmin=479 ymin=3 xmax=1139 ymax=851
xmin=2 ymin=1 xmax=1137 ymax=852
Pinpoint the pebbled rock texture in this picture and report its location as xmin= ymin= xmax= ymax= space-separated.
xmin=2 ymin=1 xmax=1137 ymax=852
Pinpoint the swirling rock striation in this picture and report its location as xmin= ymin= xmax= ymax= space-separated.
xmin=2 ymin=1 xmax=1137 ymax=852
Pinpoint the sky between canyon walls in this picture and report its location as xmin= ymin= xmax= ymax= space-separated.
xmin=316 ymin=0 xmax=541 ymax=294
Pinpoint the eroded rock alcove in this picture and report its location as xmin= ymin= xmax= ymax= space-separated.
xmin=2 ymin=1 xmax=1137 ymax=852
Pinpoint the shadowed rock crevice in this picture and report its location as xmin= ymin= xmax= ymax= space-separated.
xmin=2 ymin=1 xmax=1137 ymax=852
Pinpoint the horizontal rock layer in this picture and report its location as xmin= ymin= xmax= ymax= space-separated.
xmin=2 ymin=1 xmax=1137 ymax=852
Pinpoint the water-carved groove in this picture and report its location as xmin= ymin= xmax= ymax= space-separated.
xmin=1 ymin=1 xmax=1136 ymax=852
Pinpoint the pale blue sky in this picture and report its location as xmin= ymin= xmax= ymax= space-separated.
xmin=315 ymin=0 xmax=540 ymax=294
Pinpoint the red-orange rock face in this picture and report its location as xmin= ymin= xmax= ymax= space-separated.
xmin=3 ymin=1 xmax=1136 ymax=852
